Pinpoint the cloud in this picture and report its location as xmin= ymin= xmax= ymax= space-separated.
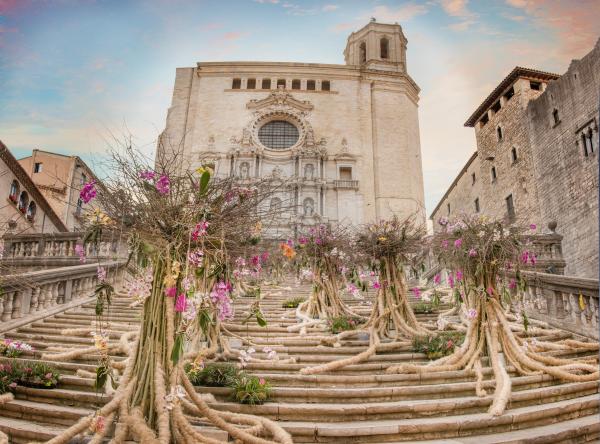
xmin=363 ymin=4 xmax=429 ymax=23
xmin=439 ymin=0 xmax=478 ymax=31
xmin=322 ymin=4 xmax=339 ymax=12
xmin=222 ymin=31 xmax=246 ymax=41
xmin=504 ymin=0 xmax=600 ymax=58
xmin=253 ymin=0 xmax=279 ymax=3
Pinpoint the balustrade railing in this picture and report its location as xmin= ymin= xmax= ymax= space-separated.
xmin=1 ymin=232 xmax=128 ymax=271
xmin=0 ymin=260 xmax=126 ymax=325
xmin=517 ymin=270 xmax=599 ymax=339
xmin=333 ymin=179 xmax=359 ymax=190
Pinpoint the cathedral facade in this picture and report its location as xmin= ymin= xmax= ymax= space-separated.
xmin=158 ymin=21 xmax=426 ymax=236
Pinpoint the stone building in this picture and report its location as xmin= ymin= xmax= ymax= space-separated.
xmin=527 ymin=39 xmax=599 ymax=278
xmin=18 ymin=149 xmax=99 ymax=231
xmin=0 ymin=141 xmax=67 ymax=235
xmin=430 ymin=40 xmax=599 ymax=278
xmin=158 ymin=20 xmax=426 ymax=237
xmin=429 ymin=151 xmax=480 ymax=232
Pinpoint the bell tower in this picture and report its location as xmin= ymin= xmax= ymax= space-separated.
xmin=343 ymin=19 xmax=408 ymax=73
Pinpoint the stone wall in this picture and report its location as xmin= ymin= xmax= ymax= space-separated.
xmin=430 ymin=152 xmax=480 ymax=232
xmin=473 ymin=77 xmax=544 ymax=226
xmin=527 ymin=39 xmax=600 ymax=278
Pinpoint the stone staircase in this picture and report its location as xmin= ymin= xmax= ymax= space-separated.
xmin=0 ymin=280 xmax=598 ymax=443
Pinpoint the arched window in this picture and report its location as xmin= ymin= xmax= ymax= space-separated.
xmin=588 ymin=127 xmax=595 ymax=153
xmin=380 ymin=37 xmax=389 ymax=59
xmin=26 ymin=201 xmax=36 ymax=222
xmin=9 ymin=180 xmax=19 ymax=203
xmin=359 ymin=42 xmax=366 ymax=64
xmin=18 ymin=191 xmax=29 ymax=213
xmin=76 ymin=198 xmax=83 ymax=216
xmin=497 ymin=126 xmax=503 ymax=141
xmin=582 ymin=132 xmax=589 ymax=157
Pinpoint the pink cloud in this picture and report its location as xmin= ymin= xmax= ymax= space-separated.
xmin=222 ymin=31 xmax=246 ymax=41
xmin=505 ymin=0 xmax=600 ymax=58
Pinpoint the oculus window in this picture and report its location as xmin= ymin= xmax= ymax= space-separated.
xmin=258 ymin=121 xmax=299 ymax=150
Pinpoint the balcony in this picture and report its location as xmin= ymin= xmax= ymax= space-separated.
xmin=333 ymin=179 xmax=359 ymax=190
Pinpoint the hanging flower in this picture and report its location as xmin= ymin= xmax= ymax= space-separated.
xmin=79 ymin=180 xmax=97 ymax=204
xmin=139 ymin=170 xmax=156 ymax=181
xmin=486 ymin=287 xmax=494 ymax=296
xmin=263 ymin=346 xmax=277 ymax=360
xmin=438 ymin=217 xmax=449 ymax=226
xmin=165 ymin=286 xmax=177 ymax=298
xmin=238 ymin=347 xmax=255 ymax=368
xmin=454 ymin=238 xmax=463 ymax=249
xmin=467 ymin=308 xmax=477 ymax=319
xmin=455 ymin=270 xmax=463 ymax=282
xmin=412 ymin=287 xmax=421 ymax=298
xmin=529 ymin=224 xmax=537 ymax=230
xmin=91 ymin=332 xmax=109 ymax=351
xmin=508 ymin=278 xmax=517 ymax=290
xmin=433 ymin=274 xmax=441 ymax=285
xmin=372 ymin=281 xmax=381 ymax=290
xmin=175 ymin=293 xmax=187 ymax=312
xmin=89 ymin=415 xmax=106 ymax=433
xmin=188 ymin=249 xmax=204 ymax=267
xmin=468 ymin=248 xmax=477 ymax=257
xmin=448 ymin=274 xmax=455 ymax=289
xmin=155 ymin=174 xmax=170 ymax=195
xmin=97 ymin=266 xmax=107 ymax=282
xmin=191 ymin=221 xmax=209 ymax=240
xmin=74 ymin=244 xmax=86 ymax=263
xmin=441 ymin=239 xmax=449 ymax=249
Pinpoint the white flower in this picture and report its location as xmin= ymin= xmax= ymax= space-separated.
xmin=467 ymin=308 xmax=478 ymax=320
xmin=437 ymin=317 xmax=449 ymax=331
xmin=164 ymin=385 xmax=186 ymax=410
xmin=263 ymin=346 xmax=277 ymax=360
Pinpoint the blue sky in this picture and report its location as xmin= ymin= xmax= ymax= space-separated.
xmin=1 ymin=0 xmax=598 ymax=215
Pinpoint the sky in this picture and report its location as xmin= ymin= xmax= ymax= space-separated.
xmin=1 ymin=0 xmax=598 ymax=216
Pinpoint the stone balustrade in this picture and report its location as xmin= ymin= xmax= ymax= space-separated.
xmin=1 ymin=232 xmax=127 ymax=271
xmin=333 ymin=179 xmax=359 ymax=190
xmin=0 ymin=260 xmax=126 ymax=325
xmin=517 ymin=270 xmax=599 ymax=339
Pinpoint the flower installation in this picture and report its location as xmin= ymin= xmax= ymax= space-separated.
xmin=39 ymin=145 xmax=292 ymax=444
xmin=300 ymin=216 xmax=430 ymax=374
xmin=386 ymin=216 xmax=599 ymax=416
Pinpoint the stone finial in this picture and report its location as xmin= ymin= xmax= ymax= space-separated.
xmin=548 ymin=220 xmax=557 ymax=232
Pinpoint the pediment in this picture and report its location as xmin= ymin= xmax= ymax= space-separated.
xmin=247 ymin=88 xmax=314 ymax=112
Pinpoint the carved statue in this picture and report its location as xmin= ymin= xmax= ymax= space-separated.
xmin=303 ymin=198 xmax=315 ymax=217
xmin=304 ymin=163 xmax=314 ymax=180
xmin=239 ymin=162 xmax=250 ymax=179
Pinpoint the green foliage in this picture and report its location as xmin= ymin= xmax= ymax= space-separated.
xmin=412 ymin=302 xmax=434 ymax=314
xmin=95 ymin=361 xmax=116 ymax=390
xmin=17 ymin=361 xmax=60 ymax=388
xmin=413 ymin=332 xmax=465 ymax=359
xmin=171 ymin=333 xmax=185 ymax=365
xmin=329 ymin=316 xmax=361 ymax=334
xmin=186 ymin=362 xmax=241 ymax=387
xmin=0 ymin=362 xmax=19 ymax=394
xmin=241 ymin=286 xmax=261 ymax=298
xmin=232 ymin=375 xmax=271 ymax=405
xmin=282 ymin=297 xmax=306 ymax=308
xmin=94 ymin=282 xmax=114 ymax=316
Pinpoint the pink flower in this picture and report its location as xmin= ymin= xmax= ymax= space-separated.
xmin=455 ymin=270 xmax=463 ymax=282
xmin=175 ymin=293 xmax=187 ymax=312
xmin=433 ymin=274 xmax=441 ymax=285
xmin=259 ymin=378 xmax=266 ymax=385
xmin=191 ymin=221 xmax=209 ymax=240
xmin=298 ymin=236 xmax=308 ymax=245
xmin=44 ymin=372 xmax=53 ymax=379
xmin=261 ymin=252 xmax=270 ymax=263
xmin=165 ymin=286 xmax=177 ymax=297
xmin=139 ymin=170 xmax=156 ymax=181
xmin=468 ymin=248 xmax=477 ymax=257
xmin=448 ymin=274 xmax=455 ymax=288
xmin=188 ymin=249 xmax=204 ymax=266
xmin=80 ymin=181 xmax=97 ymax=204
xmin=412 ymin=287 xmax=421 ymax=298
xmin=251 ymin=255 xmax=260 ymax=267
xmin=509 ymin=278 xmax=517 ymax=290
xmin=441 ymin=240 xmax=449 ymax=249
xmin=454 ymin=238 xmax=463 ymax=249
xmin=97 ymin=266 xmax=107 ymax=282
xmin=529 ymin=224 xmax=537 ymax=230
xmin=74 ymin=244 xmax=86 ymax=263
xmin=486 ymin=287 xmax=494 ymax=296
xmin=438 ymin=217 xmax=449 ymax=226
xmin=467 ymin=308 xmax=477 ymax=319
xmin=372 ymin=281 xmax=381 ymax=290
xmin=155 ymin=174 xmax=170 ymax=195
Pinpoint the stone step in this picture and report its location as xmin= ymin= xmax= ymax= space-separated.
xmin=277 ymin=395 xmax=599 ymax=442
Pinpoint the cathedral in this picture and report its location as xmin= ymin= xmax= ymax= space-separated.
xmin=158 ymin=20 xmax=426 ymax=237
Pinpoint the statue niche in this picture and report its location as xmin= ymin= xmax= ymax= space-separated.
xmin=239 ymin=161 xmax=250 ymax=179
xmin=303 ymin=197 xmax=315 ymax=217
xmin=304 ymin=163 xmax=314 ymax=180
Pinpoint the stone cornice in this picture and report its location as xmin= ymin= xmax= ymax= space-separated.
xmin=0 ymin=140 xmax=68 ymax=232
